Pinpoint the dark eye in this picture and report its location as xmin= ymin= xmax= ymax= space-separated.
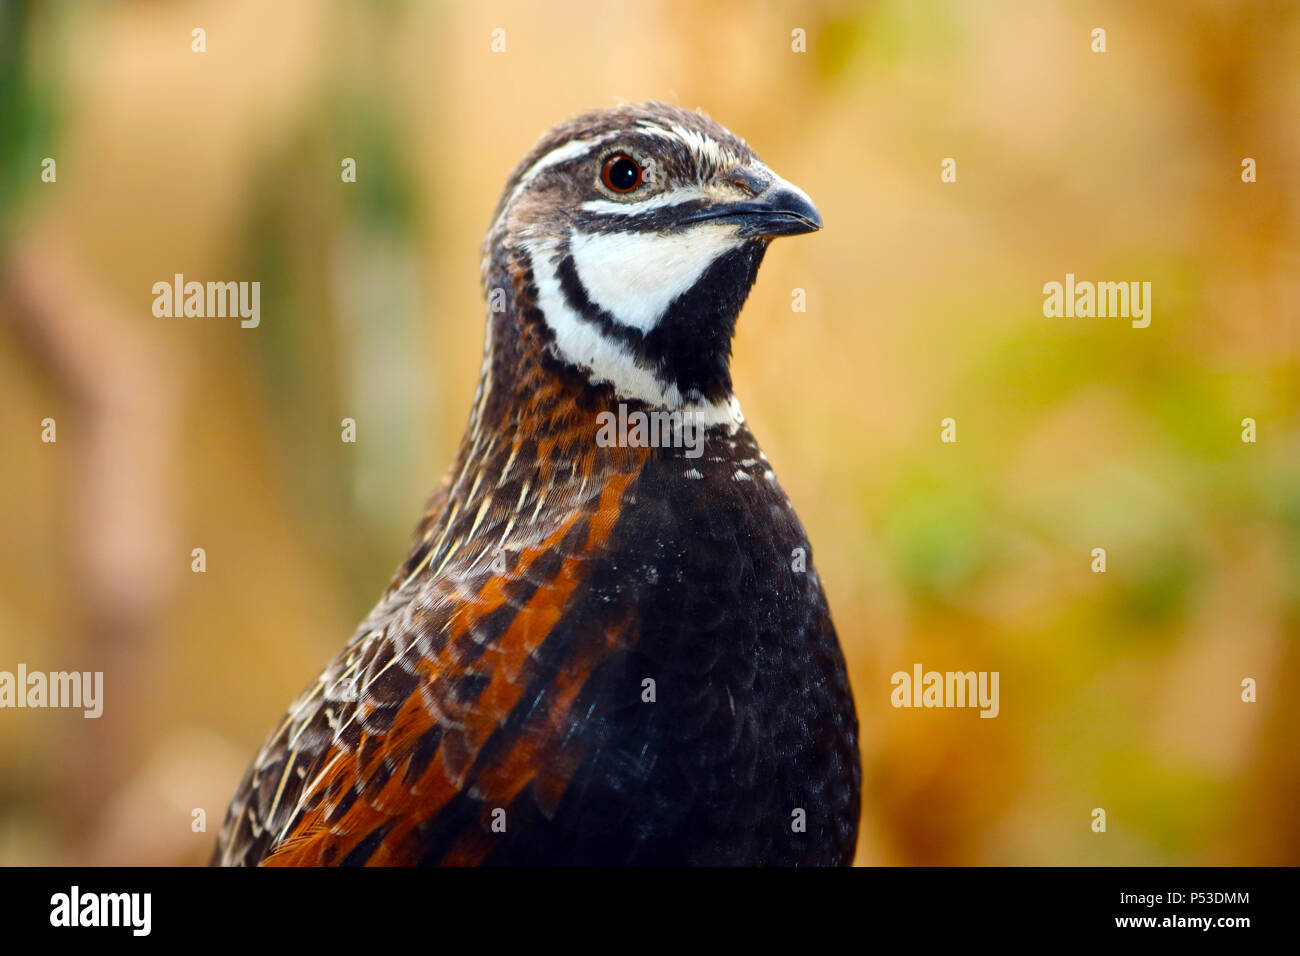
xmin=600 ymin=153 xmax=643 ymax=193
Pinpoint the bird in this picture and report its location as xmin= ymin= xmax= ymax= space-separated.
xmin=212 ymin=101 xmax=860 ymax=866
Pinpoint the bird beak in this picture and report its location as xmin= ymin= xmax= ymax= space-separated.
xmin=681 ymin=169 xmax=823 ymax=239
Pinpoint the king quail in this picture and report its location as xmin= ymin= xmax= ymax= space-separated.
xmin=213 ymin=102 xmax=860 ymax=866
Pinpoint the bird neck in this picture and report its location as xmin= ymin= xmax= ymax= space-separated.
xmin=411 ymin=248 xmax=765 ymax=576
xmin=473 ymin=240 xmax=765 ymax=427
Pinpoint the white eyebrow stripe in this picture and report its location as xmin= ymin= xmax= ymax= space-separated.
xmin=521 ymin=132 xmax=618 ymax=183
xmin=493 ymin=132 xmax=620 ymax=232
xmin=670 ymin=125 xmax=731 ymax=167
xmin=580 ymin=186 xmax=706 ymax=216
xmin=634 ymin=123 xmax=737 ymax=169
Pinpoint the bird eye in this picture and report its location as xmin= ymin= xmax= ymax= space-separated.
xmin=600 ymin=153 xmax=644 ymax=194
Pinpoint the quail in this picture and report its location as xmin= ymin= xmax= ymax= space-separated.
xmin=213 ymin=102 xmax=860 ymax=866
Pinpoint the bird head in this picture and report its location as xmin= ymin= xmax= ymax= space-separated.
xmin=482 ymin=102 xmax=821 ymax=416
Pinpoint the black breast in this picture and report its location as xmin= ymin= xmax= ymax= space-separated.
xmin=481 ymin=424 xmax=861 ymax=865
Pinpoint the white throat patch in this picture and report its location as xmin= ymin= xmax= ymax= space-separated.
xmin=567 ymin=225 xmax=739 ymax=333
xmin=521 ymin=234 xmax=745 ymax=429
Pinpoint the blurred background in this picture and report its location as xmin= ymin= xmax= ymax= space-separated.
xmin=0 ymin=0 xmax=1296 ymax=866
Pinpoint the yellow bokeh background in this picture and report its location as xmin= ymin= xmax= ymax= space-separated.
xmin=0 ymin=0 xmax=1296 ymax=865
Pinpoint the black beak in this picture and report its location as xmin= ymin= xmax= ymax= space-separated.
xmin=681 ymin=177 xmax=823 ymax=239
